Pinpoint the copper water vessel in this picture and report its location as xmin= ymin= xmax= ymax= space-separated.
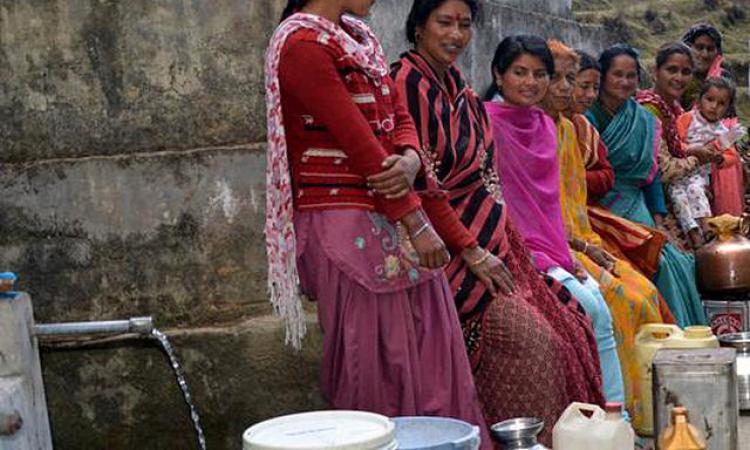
xmin=696 ymin=214 xmax=750 ymax=293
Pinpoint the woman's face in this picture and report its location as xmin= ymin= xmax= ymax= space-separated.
xmin=691 ymin=34 xmax=719 ymax=75
xmin=496 ymin=53 xmax=550 ymax=107
xmin=653 ymin=53 xmax=693 ymax=102
xmin=415 ymin=0 xmax=473 ymax=71
xmin=573 ymin=68 xmax=600 ymax=114
xmin=602 ymin=55 xmax=638 ymax=103
xmin=542 ymin=56 xmax=577 ymax=115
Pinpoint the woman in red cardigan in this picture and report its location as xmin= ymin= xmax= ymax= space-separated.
xmin=389 ymin=0 xmax=604 ymax=445
xmin=265 ymin=0 xmax=489 ymax=443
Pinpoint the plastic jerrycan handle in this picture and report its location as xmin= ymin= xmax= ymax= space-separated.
xmin=636 ymin=324 xmax=680 ymax=343
xmin=558 ymin=402 xmax=606 ymax=424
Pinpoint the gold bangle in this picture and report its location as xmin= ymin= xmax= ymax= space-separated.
xmin=469 ymin=249 xmax=491 ymax=267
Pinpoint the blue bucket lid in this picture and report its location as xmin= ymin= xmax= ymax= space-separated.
xmin=392 ymin=416 xmax=480 ymax=450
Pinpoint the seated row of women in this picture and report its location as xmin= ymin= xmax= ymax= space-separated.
xmin=265 ymin=0 xmax=744 ymax=447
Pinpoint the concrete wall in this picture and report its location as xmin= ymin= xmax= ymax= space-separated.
xmin=370 ymin=0 xmax=610 ymax=97
xmin=0 ymin=1 xmax=612 ymax=448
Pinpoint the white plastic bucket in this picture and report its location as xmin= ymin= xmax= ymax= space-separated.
xmin=393 ymin=417 xmax=480 ymax=450
xmin=242 ymin=410 xmax=396 ymax=450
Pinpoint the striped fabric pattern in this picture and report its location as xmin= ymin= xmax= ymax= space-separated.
xmin=391 ymin=51 xmax=508 ymax=319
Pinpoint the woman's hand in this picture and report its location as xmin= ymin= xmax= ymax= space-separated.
xmin=687 ymin=146 xmax=718 ymax=165
xmin=653 ymin=214 xmax=664 ymax=228
xmin=572 ymin=258 xmax=588 ymax=283
xmin=461 ymin=246 xmax=515 ymax=296
xmin=367 ymin=148 xmax=421 ymax=199
xmin=402 ymin=210 xmax=450 ymax=269
xmin=584 ymin=244 xmax=619 ymax=276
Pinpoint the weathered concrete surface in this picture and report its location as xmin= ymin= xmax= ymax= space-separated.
xmin=0 ymin=294 xmax=52 ymax=450
xmin=370 ymin=0 xmax=612 ymax=96
xmin=0 ymin=0 xmax=286 ymax=162
xmin=0 ymin=146 xmax=270 ymax=326
xmin=488 ymin=0 xmax=573 ymax=19
xmin=40 ymin=314 xmax=324 ymax=450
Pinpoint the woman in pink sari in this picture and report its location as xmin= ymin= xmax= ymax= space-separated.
xmin=265 ymin=0 xmax=489 ymax=444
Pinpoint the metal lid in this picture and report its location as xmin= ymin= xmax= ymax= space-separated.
xmin=653 ymin=348 xmax=736 ymax=365
xmin=719 ymin=332 xmax=750 ymax=351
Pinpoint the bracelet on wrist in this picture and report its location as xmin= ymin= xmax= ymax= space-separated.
xmin=469 ymin=249 xmax=491 ymax=267
xmin=410 ymin=222 xmax=430 ymax=239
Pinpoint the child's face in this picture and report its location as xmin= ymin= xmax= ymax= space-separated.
xmin=699 ymin=86 xmax=732 ymax=122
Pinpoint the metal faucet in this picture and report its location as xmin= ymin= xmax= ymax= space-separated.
xmin=33 ymin=316 xmax=154 ymax=337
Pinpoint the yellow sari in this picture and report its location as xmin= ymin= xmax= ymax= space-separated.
xmin=556 ymin=115 xmax=664 ymax=417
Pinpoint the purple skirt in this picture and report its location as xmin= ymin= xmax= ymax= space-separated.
xmin=295 ymin=210 xmax=491 ymax=448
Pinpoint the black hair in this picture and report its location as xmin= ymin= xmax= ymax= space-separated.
xmin=406 ymin=0 xmax=480 ymax=44
xmin=484 ymin=34 xmax=555 ymax=100
xmin=655 ymin=42 xmax=694 ymax=69
xmin=576 ymin=50 xmax=600 ymax=73
xmin=281 ymin=0 xmax=307 ymax=22
xmin=598 ymin=44 xmax=642 ymax=81
xmin=700 ymin=76 xmax=737 ymax=105
xmin=682 ymin=23 xmax=723 ymax=54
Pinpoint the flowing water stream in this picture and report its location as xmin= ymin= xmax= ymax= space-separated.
xmin=152 ymin=329 xmax=207 ymax=450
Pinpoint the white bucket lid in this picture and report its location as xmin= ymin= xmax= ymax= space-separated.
xmin=243 ymin=410 xmax=396 ymax=450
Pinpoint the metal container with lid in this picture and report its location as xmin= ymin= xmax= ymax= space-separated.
xmin=696 ymin=215 xmax=750 ymax=293
xmin=652 ymin=348 xmax=738 ymax=450
xmin=719 ymin=332 xmax=750 ymax=410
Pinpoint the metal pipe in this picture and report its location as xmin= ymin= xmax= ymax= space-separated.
xmin=33 ymin=316 xmax=153 ymax=337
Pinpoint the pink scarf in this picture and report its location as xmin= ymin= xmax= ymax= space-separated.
xmin=485 ymin=101 xmax=574 ymax=272
xmin=264 ymin=13 xmax=387 ymax=349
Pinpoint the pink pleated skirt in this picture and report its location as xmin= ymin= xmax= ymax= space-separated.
xmin=295 ymin=209 xmax=491 ymax=448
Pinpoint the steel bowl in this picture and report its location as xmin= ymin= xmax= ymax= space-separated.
xmin=491 ymin=417 xmax=547 ymax=449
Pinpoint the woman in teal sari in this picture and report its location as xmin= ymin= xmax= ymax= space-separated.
xmin=585 ymin=45 xmax=706 ymax=327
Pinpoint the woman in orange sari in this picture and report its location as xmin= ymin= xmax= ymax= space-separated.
xmin=544 ymin=39 xmax=667 ymax=422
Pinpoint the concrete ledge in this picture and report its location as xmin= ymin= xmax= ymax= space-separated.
xmin=0 ymin=146 xmax=270 ymax=326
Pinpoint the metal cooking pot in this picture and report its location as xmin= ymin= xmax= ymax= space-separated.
xmin=695 ymin=214 xmax=750 ymax=293
xmin=719 ymin=332 xmax=750 ymax=410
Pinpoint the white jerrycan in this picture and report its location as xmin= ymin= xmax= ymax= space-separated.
xmin=552 ymin=402 xmax=634 ymax=450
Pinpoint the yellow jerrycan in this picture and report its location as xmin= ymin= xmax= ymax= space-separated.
xmin=658 ymin=406 xmax=706 ymax=450
xmin=633 ymin=325 xmax=718 ymax=435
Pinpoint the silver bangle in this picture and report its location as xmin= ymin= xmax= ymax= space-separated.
xmin=411 ymin=222 xmax=430 ymax=239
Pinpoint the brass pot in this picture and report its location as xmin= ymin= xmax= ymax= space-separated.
xmin=696 ymin=214 xmax=750 ymax=293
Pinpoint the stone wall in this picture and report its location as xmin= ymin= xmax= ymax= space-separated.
xmin=0 ymin=1 xmax=612 ymax=448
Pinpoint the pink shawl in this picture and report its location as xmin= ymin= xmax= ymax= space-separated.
xmin=485 ymin=101 xmax=574 ymax=272
xmin=264 ymin=13 xmax=387 ymax=348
